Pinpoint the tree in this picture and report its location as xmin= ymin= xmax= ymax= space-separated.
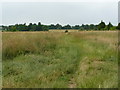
xmin=81 ymin=24 xmax=85 ymax=30
xmin=107 ymin=22 xmax=113 ymax=30
xmin=56 ymin=24 xmax=62 ymax=29
xmin=9 ymin=25 xmax=17 ymax=31
xmin=41 ymin=25 xmax=49 ymax=31
xmin=28 ymin=23 xmax=33 ymax=31
xmin=12 ymin=23 xmax=28 ymax=31
xmin=36 ymin=22 xmax=42 ymax=31
xmin=2 ymin=21 xmax=117 ymax=31
xmin=116 ymin=23 xmax=120 ymax=30
xmin=89 ymin=24 xmax=95 ymax=30
xmin=62 ymin=24 xmax=72 ymax=29
xmin=110 ymin=26 xmax=116 ymax=30
xmin=72 ymin=25 xmax=80 ymax=29
xmin=30 ymin=23 xmax=37 ymax=31
xmin=98 ymin=20 xmax=106 ymax=30
xmin=49 ymin=24 xmax=56 ymax=29
xmin=84 ymin=24 xmax=89 ymax=30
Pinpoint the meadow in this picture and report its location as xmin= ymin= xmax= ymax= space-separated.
xmin=2 ymin=31 xmax=118 ymax=88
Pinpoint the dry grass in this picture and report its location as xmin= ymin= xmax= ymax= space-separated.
xmin=49 ymin=29 xmax=79 ymax=32
xmin=2 ymin=32 xmax=63 ymax=60
xmin=2 ymin=31 xmax=118 ymax=88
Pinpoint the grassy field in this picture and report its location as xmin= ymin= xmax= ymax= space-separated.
xmin=2 ymin=31 xmax=118 ymax=88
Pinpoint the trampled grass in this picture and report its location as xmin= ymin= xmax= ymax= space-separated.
xmin=2 ymin=31 xmax=118 ymax=88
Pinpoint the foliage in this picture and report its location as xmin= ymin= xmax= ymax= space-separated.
xmin=3 ymin=22 xmax=49 ymax=32
xmin=98 ymin=20 xmax=106 ymax=30
xmin=116 ymin=23 xmax=120 ymax=30
xmin=107 ymin=22 xmax=113 ymax=30
xmin=2 ymin=21 xmax=118 ymax=31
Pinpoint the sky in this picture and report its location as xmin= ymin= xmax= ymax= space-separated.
xmin=0 ymin=0 xmax=119 ymax=26
xmin=118 ymin=1 xmax=120 ymax=23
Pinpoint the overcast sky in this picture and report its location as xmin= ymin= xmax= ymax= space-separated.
xmin=0 ymin=0 xmax=119 ymax=26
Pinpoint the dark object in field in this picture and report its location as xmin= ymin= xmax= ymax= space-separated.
xmin=65 ymin=30 xmax=68 ymax=33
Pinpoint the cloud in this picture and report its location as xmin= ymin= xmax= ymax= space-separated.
xmin=2 ymin=2 xmax=118 ymax=25
xmin=1 ymin=0 xmax=119 ymax=2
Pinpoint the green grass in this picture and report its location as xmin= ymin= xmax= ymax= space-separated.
xmin=2 ymin=31 xmax=118 ymax=88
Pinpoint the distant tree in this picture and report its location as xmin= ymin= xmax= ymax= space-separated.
xmin=80 ymin=24 xmax=85 ymax=30
xmin=2 ymin=26 xmax=8 ymax=31
xmin=49 ymin=24 xmax=56 ymax=29
xmin=84 ymin=24 xmax=89 ymax=30
xmin=9 ymin=25 xmax=17 ymax=31
xmin=12 ymin=23 xmax=28 ymax=31
xmin=89 ymin=24 xmax=95 ymax=30
xmin=23 ymin=23 xmax=29 ymax=31
xmin=41 ymin=25 xmax=49 ymax=31
xmin=30 ymin=23 xmax=37 ymax=31
xmin=56 ymin=24 xmax=62 ymax=29
xmin=72 ymin=25 xmax=80 ymax=29
xmin=116 ymin=23 xmax=120 ymax=30
xmin=28 ymin=23 xmax=33 ymax=31
xmin=107 ymin=22 xmax=113 ymax=30
xmin=62 ymin=24 xmax=72 ymax=29
xmin=38 ymin=22 xmax=41 ymax=26
xmin=110 ymin=26 xmax=116 ymax=30
xmin=95 ymin=25 xmax=99 ymax=30
xmin=98 ymin=20 xmax=106 ymax=30
xmin=36 ymin=22 xmax=42 ymax=31
xmin=2 ymin=21 xmax=117 ymax=31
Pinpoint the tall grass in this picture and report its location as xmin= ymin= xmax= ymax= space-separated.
xmin=2 ymin=32 xmax=63 ymax=60
xmin=2 ymin=32 xmax=82 ymax=88
xmin=72 ymin=31 xmax=118 ymax=88
xmin=2 ymin=31 xmax=118 ymax=88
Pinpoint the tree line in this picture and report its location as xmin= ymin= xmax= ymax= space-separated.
xmin=2 ymin=21 xmax=120 ymax=31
